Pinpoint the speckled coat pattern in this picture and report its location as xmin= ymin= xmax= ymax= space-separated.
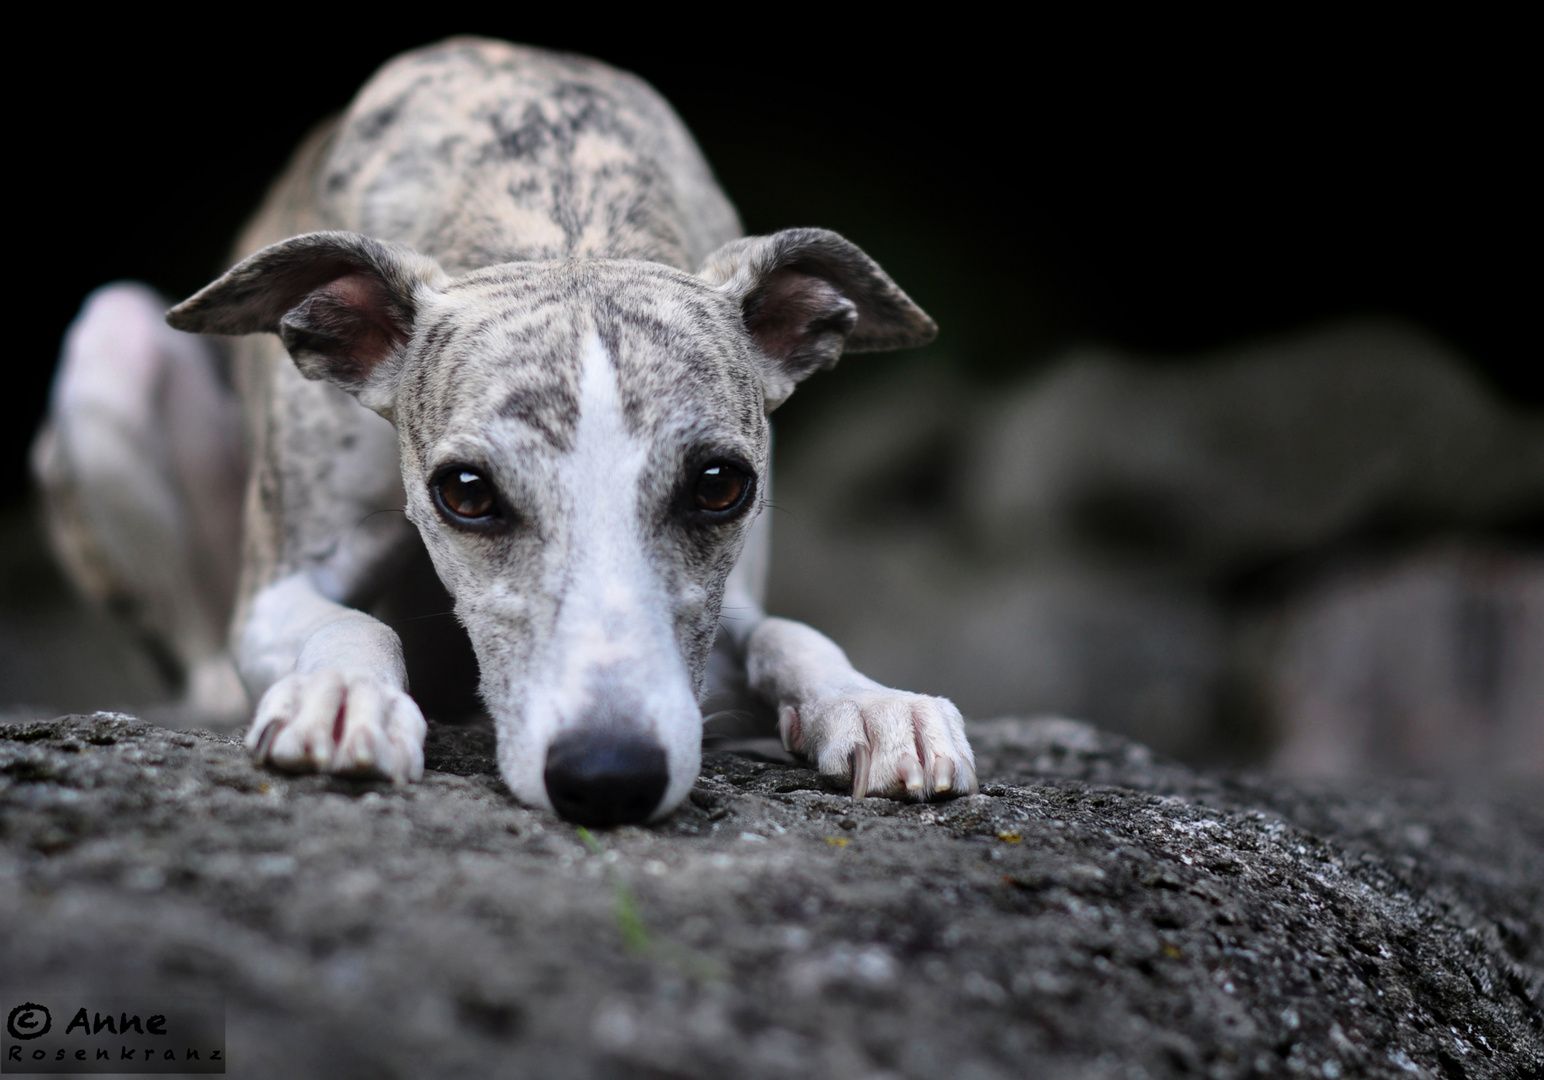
xmin=225 ymin=39 xmax=744 ymax=627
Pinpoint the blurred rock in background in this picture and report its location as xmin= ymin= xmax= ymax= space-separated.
xmin=766 ymin=319 xmax=1544 ymax=773
xmin=0 ymin=502 xmax=173 ymax=720
xmin=1255 ymin=545 xmax=1544 ymax=776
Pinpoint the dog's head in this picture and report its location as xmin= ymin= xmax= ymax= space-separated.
xmin=169 ymin=229 xmax=934 ymax=823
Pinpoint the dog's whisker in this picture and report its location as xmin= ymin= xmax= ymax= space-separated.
xmin=394 ymin=610 xmax=458 ymax=623
xmin=355 ymin=506 xmax=408 ymax=528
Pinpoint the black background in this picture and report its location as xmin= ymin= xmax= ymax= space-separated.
xmin=9 ymin=14 xmax=1532 ymax=507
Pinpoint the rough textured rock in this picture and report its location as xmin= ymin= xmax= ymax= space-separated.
xmin=2 ymin=713 xmax=1540 ymax=1078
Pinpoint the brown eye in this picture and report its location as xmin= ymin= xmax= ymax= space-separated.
xmin=694 ymin=463 xmax=749 ymax=513
xmin=433 ymin=467 xmax=499 ymax=524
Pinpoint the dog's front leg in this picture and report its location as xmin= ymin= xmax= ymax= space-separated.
xmin=236 ymin=573 xmax=426 ymax=783
xmin=745 ymin=618 xmax=977 ymax=800
xmin=164 ymin=232 xmax=461 ymax=785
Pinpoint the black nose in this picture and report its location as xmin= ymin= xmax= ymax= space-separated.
xmin=543 ymin=730 xmax=669 ymax=826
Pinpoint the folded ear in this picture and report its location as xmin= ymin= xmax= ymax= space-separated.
xmin=699 ymin=228 xmax=937 ymax=410
xmin=166 ymin=231 xmax=448 ymax=419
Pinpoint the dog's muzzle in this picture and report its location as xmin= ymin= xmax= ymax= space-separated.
xmin=543 ymin=729 xmax=669 ymax=826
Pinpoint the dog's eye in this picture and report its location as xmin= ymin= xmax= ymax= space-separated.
xmin=433 ymin=467 xmax=500 ymax=524
xmin=694 ymin=463 xmax=749 ymax=514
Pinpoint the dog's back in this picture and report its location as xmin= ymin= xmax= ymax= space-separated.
xmin=239 ymin=38 xmax=740 ymax=272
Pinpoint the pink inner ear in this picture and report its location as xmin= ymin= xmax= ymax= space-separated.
xmin=294 ymin=271 xmax=409 ymax=384
xmin=325 ymin=272 xmax=388 ymax=313
xmin=746 ymin=269 xmax=850 ymax=362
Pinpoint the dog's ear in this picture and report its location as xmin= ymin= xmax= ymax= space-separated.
xmin=166 ymin=231 xmax=448 ymax=419
xmin=699 ymin=228 xmax=937 ymax=410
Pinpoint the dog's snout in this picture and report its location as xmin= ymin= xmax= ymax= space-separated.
xmin=543 ymin=730 xmax=669 ymax=826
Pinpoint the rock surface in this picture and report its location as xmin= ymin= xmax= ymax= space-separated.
xmin=1 ymin=713 xmax=1541 ymax=1079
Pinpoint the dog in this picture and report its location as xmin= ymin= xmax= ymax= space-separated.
xmin=32 ymin=37 xmax=977 ymax=825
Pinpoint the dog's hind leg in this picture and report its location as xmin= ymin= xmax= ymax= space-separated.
xmin=31 ymin=283 xmax=248 ymax=718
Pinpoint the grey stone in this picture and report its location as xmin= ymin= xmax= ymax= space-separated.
xmin=1253 ymin=545 xmax=1544 ymax=777
xmin=3 ymin=712 xmax=1539 ymax=1078
xmin=961 ymin=320 xmax=1543 ymax=573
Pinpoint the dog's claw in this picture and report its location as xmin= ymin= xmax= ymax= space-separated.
xmin=850 ymin=743 xmax=871 ymax=799
xmin=934 ymin=755 xmax=955 ymax=793
xmin=250 ymin=719 xmax=280 ymax=763
xmin=779 ymin=705 xmax=802 ymax=754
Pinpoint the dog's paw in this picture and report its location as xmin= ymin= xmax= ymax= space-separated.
xmin=245 ymin=670 xmax=426 ymax=783
xmin=778 ymin=685 xmax=978 ymax=800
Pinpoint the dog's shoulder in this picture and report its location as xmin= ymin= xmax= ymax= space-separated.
xmin=305 ymin=37 xmax=740 ymax=273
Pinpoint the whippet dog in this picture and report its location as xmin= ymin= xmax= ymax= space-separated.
xmin=32 ymin=38 xmax=977 ymax=825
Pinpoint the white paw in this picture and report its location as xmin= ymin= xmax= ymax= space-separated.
xmin=245 ymin=670 xmax=426 ymax=783
xmin=778 ymin=684 xmax=978 ymax=800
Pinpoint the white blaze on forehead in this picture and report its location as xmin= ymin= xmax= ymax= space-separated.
xmin=560 ymin=328 xmax=653 ymax=678
xmin=497 ymin=329 xmax=701 ymax=816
